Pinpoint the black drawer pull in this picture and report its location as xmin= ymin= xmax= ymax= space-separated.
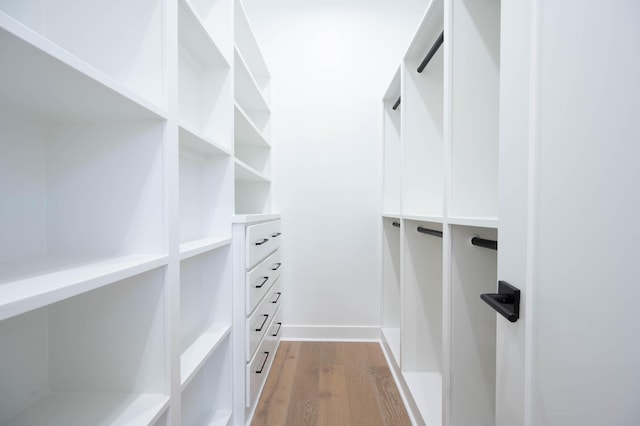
xmin=255 ymin=314 xmax=269 ymax=331
xmin=271 ymin=232 xmax=281 ymax=238
xmin=256 ymin=351 xmax=269 ymax=374
xmin=272 ymin=322 xmax=282 ymax=337
xmin=271 ymin=292 xmax=282 ymax=303
xmin=272 ymin=262 xmax=282 ymax=271
xmin=255 ymin=238 xmax=269 ymax=246
xmin=255 ymin=276 xmax=269 ymax=288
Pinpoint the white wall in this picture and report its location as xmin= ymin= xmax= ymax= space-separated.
xmin=243 ymin=0 xmax=428 ymax=336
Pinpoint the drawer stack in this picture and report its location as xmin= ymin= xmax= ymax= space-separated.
xmin=232 ymin=217 xmax=283 ymax=422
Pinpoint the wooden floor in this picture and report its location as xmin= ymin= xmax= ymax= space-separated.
xmin=251 ymin=341 xmax=412 ymax=426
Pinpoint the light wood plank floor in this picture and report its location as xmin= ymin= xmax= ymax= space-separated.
xmin=251 ymin=341 xmax=412 ymax=426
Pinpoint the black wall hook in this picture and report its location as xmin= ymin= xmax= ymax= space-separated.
xmin=481 ymin=281 xmax=520 ymax=322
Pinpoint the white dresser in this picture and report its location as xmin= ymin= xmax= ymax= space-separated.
xmin=232 ymin=216 xmax=283 ymax=425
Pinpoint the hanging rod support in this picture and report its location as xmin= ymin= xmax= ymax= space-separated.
xmin=392 ymin=96 xmax=401 ymax=110
xmin=392 ymin=221 xmax=400 ymax=228
xmin=416 ymin=226 xmax=442 ymax=238
xmin=417 ymin=31 xmax=444 ymax=73
xmin=471 ymin=237 xmax=498 ymax=251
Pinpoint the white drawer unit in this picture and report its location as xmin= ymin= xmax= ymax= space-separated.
xmin=246 ymin=306 xmax=282 ymax=407
xmin=233 ymin=216 xmax=283 ymax=424
xmin=246 ymin=278 xmax=282 ymax=361
xmin=245 ymin=220 xmax=282 ymax=269
xmin=246 ymin=250 xmax=282 ymax=314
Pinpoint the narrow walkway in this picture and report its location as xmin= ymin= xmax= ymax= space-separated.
xmin=251 ymin=341 xmax=412 ymax=426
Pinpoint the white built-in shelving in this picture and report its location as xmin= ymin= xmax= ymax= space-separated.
xmin=380 ymin=0 xmax=501 ymax=425
xmin=233 ymin=0 xmax=272 ymax=216
xmin=0 ymin=0 xmax=269 ymax=424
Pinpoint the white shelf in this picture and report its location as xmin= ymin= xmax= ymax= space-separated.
xmin=234 ymin=47 xmax=270 ymax=132
xmin=235 ymin=103 xmax=269 ymax=147
xmin=188 ymin=410 xmax=233 ymax=426
xmin=381 ymin=212 xmax=402 ymax=219
xmin=232 ymin=213 xmax=281 ymax=224
xmin=179 ymin=0 xmax=229 ymax=68
xmin=0 ymin=255 xmax=168 ymax=322
xmin=181 ymin=324 xmax=232 ymax=388
xmin=403 ymin=372 xmax=442 ymax=426
xmin=234 ymin=0 xmax=270 ymax=88
xmin=207 ymin=411 xmax=233 ymax=426
xmin=179 ymin=123 xmax=232 ymax=157
xmin=234 ymin=159 xmax=271 ymax=183
xmin=181 ymin=336 xmax=232 ymax=426
xmin=403 ymin=214 xmax=444 ymax=223
xmin=446 ymin=216 xmax=498 ymax=229
xmin=179 ymin=142 xmax=233 ymax=244
xmin=179 ymin=237 xmax=232 ymax=261
xmin=0 ymin=1 xmax=164 ymax=108
xmin=0 ymin=14 xmax=166 ymax=123
xmin=178 ymin=0 xmax=232 ymax=147
xmin=3 ymin=393 xmax=170 ymax=426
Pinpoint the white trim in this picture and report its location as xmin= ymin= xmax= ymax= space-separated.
xmin=281 ymin=325 xmax=381 ymax=341
xmin=524 ymin=0 xmax=541 ymax=424
xmin=380 ymin=337 xmax=423 ymax=426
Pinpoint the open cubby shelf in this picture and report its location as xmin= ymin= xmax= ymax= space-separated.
xmin=379 ymin=0 xmax=501 ymax=424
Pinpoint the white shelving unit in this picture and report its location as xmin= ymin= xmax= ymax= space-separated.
xmin=402 ymin=0 xmax=445 ymax=220
xmin=382 ymin=68 xmax=402 ymax=217
xmin=0 ymin=0 xmax=263 ymax=424
xmin=380 ymin=0 xmax=501 ymax=425
xmin=233 ymin=0 xmax=272 ymax=216
xmin=0 ymin=270 xmax=169 ymax=426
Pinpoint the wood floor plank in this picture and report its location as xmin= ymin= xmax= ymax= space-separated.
xmin=336 ymin=342 xmax=385 ymax=426
xmin=286 ymin=342 xmax=321 ymax=425
xmin=318 ymin=365 xmax=351 ymax=426
xmin=252 ymin=341 xmax=412 ymax=426
xmin=252 ymin=341 xmax=300 ymax=426
xmin=370 ymin=364 xmax=412 ymax=425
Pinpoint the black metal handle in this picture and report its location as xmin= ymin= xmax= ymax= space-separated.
xmin=471 ymin=236 xmax=498 ymax=251
xmin=392 ymin=96 xmax=401 ymax=110
xmin=271 ymin=292 xmax=281 ymax=303
xmin=256 ymin=351 xmax=269 ymax=373
xmin=255 ymin=238 xmax=269 ymax=246
xmin=417 ymin=31 xmax=444 ymax=73
xmin=481 ymin=281 xmax=520 ymax=323
xmin=417 ymin=226 xmax=443 ymax=238
xmin=272 ymin=262 xmax=282 ymax=271
xmin=271 ymin=322 xmax=282 ymax=337
xmin=255 ymin=276 xmax=269 ymax=288
xmin=392 ymin=221 xmax=400 ymax=228
xmin=255 ymin=314 xmax=269 ymax=331
xmin=271 ymin=232 xmax=281 ymax=238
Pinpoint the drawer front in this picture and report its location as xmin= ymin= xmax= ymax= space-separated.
xmin=269 ymin=305 xmax=283 ymax=342
xmin=246 ymin=279 xmax=282 ymax=361
xmin=246 ymin=250 xmax=282 ymax=315
xmin=246 ymin=220 xmax=281 ymax=269
xmin=246 ymin=315 xmax=280 ymax=407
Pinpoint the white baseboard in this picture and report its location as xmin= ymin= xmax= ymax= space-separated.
xmin=281 ymin=325 xmax=381 ymax=341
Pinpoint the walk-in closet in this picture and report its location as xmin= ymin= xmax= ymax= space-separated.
xmin=1 ymin=0 xmax=639 ymax=425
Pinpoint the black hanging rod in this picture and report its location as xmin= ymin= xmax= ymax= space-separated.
xmin=416 ymin=226 xmax=442 ymax=238
xmin=392 ymin=221 xmax=401 ymax=228
xmin=471 ymin=237 xmax=498 ymax=251
xmin=392 ymin=96 xmax=401 ymax=110
xmin=417 ymin=31 xmax=444 ymax=73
